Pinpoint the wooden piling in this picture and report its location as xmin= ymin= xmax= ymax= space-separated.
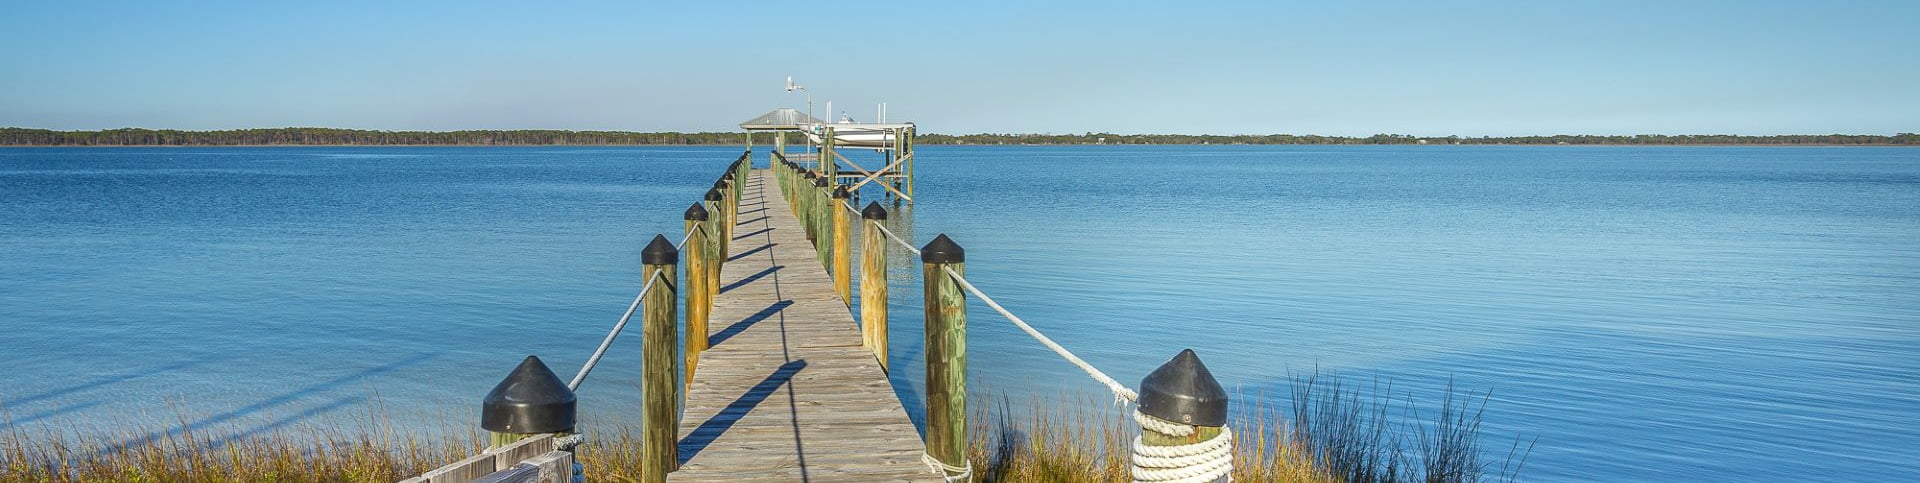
xmin=860 ymin=202 xmax=890 ymax=371
xmin=1135 ymin=349 xmax=1232 ymax=482
xmin=801 ymin=173 xmax=818 ymax=241
xmin=683 ymin=204 xmax=710 ymax=390
xmin=702 ymin=196 xmax=723 ymax=310
xmin=831 ymin=186 xmax=852 ymax=304
xmin=822 ymin=125 xmax=836 ymax=182
xmin=726 ymin=169 xmax=741 ymax=245
xmin=640 ymin=235 xmax=680 ymax=482
xmin=790 ymin=166 xmax=803 ymax=215
xmin=812 ymin=177 xmax=831 ymax=268
xmin=705 ymin=187 xmax=727 ymax=264
xmin=904 ymin=125 xmax=916 ymax=201
xmin=920 ymin=234 xmax=968 ymax=476
xmin=788 ymin=166 xmax=797 ymax=210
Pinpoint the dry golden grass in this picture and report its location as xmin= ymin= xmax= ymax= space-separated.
xmin=967 ymin=394 xmax=1336 ymax=483
xmin=0 ymin=406 xmax=1330 ymax=482
xmin=2 ymin=379 xmax=1520 ymax=482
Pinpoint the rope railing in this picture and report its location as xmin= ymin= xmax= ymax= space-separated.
xmin=569 ymin=271 xmax=661 ymax=390
xmin=940 ymin=264 xmax=1231 ymax=483
xmin=875 ymin=224 xmax=920 ymax=256
xmin=772 ymin=155 xmax=1232 ymax=482
xmin=837 ymin=199 xmax=922 ymax=256
xmin=567 ymin=227 xmax=700 ymax=390
xmin=938 ymin=265 xmax=1140 ymax=402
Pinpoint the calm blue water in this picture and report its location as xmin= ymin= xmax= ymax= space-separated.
xmin=3 ymin=145 xmax=1917 ymax=480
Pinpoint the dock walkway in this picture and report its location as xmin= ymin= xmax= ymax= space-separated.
xmin=671 ymin=168 xmax=933 ymax=482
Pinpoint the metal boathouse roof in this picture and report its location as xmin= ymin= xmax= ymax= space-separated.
xmin=739 ymin=108 xmax=826 ymax=130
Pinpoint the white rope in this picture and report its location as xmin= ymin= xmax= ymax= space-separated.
xmin=568 ymin=267 xmax=667 ymax=390
xmin=875 ymin=224 xmax=921 ymax=256
xmin=914 ymin=241 xmax=1229 ymax=481
xmin=1134 ymin=409 xmax=1195 ymax=437
xmin=1131 ymin=410 xmax=1233 ymax=483
xmin=676 ymin=227 xmax=699 ymax=250
xmin=921 ymin=452 xmax=974 ymax=482
xmin=553 ymin=433 xmax=585 ymax=451
xmin=570 ymin=228 xmax=700 ymax=390
xmin=941 ymin=266 xmax=1138 ymax=403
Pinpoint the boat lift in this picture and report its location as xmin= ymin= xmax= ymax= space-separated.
xmin=740 ymin=106 xmax=918 ymax=203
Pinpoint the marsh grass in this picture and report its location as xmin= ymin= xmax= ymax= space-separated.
xmin=969 ymin=373 xmax=1529 ymax=483
xmin=1 ymin=374 xmax=1526 ymax=482
xmin=0 ymin=408 xmax=482 ymax=482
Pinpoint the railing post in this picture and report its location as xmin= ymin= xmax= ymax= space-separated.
xmin=482 ymin=355 xmax=577 ymax=448
xmin=790 ymin=165 xmax=803 ymax=215
xmin=860 ymin=202 xmax=890 ymax=371
xmin=812 ymin=176 xmax=831 ymax=267
xmin=831 ymin=185 xmax=852 ymax=304
xmin=705 ymin=185 xmax=726 ymax=251
xmin=683 ymin=204 xmax=710 ymax=390
xmin=920 ymin=234 xmax=968 ymax=478
xmin=709 ymin=181 xmax=730 ymax=259
xmin=724 ymin=170 xmax=740 ymax=246
xmin=1134 ymin=349 xmax=1232 ymax=482
xmin=801 ymin=172 xmax=819 ymax=240
xmin=734 ymin=155 xmax=747 ymax=204
xmin=702 ymin=188 xmax=725 ymax=303
xmin=904 ymin=125 xmax=916 ymax=201
xmin=640 ymin=235 xmax=680 ymax=482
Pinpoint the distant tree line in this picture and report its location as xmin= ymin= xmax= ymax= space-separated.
xmin=919 ymin=132 xmax=1920 ymax=146
xmin=2 ymin=127 xmax=1913 ymax=146
xmin=0 ymin=127 xmax=785 ymax=146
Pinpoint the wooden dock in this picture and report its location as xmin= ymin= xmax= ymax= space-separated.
xmin=407 ymin=148 xmax=1234 ymax=483
xmin=671 ymin=168 xmax=933 ymax=481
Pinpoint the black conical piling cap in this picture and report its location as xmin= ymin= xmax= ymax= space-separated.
xmin=713 ymin=179 xmax=728 ymax=190
xmin=704 ymin=188 xmax=724 ymax=202
xmin=684 ymin=202 xmax=709 ymax=221
xmin=921 ymin=233 xmax=964 ymax=264
xmin=813 ymin=177 xmax=829 ymax=188
xmin=832 ymin=186 xmax=851 ymax=199
xmin=862 ymin=201 xmax=888 ymax=220
xmin=804 ymin=171 xmax=816 ymax=179
xmin=641 ymin=234 xmax=678 ymax=265
xmin=1137 ymin=349 xmax=1228 ymax=426
xmin=481 ymin=355 xmax=577 ymax=433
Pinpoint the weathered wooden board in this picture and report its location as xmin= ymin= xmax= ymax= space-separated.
xmin=420 ymin=452 xmax=495 ymax=483
xmin=670 ymin=169 xmax=935 ymax=482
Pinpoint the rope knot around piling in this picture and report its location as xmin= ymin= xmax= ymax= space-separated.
xmin=921 ymin=452 xmax=974 ymax=483
xmin=1131 ymin=410 xmax=1234 ymax=483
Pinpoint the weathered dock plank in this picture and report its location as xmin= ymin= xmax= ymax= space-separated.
xmin=671 ymin=168 xmax=933 ymax=482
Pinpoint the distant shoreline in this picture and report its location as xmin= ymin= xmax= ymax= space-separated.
xmin=3 ymin=127 xmax=1914 ymax=147
xmin=2 ymin=143 xmax=1916 ymax=147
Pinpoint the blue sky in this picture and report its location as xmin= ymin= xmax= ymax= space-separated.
xmin=1 ymin=1 xmax=1914 ymax=136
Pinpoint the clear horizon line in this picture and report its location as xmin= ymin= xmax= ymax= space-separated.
xmin=4 ymin=126 xmax=1914 ymax=138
